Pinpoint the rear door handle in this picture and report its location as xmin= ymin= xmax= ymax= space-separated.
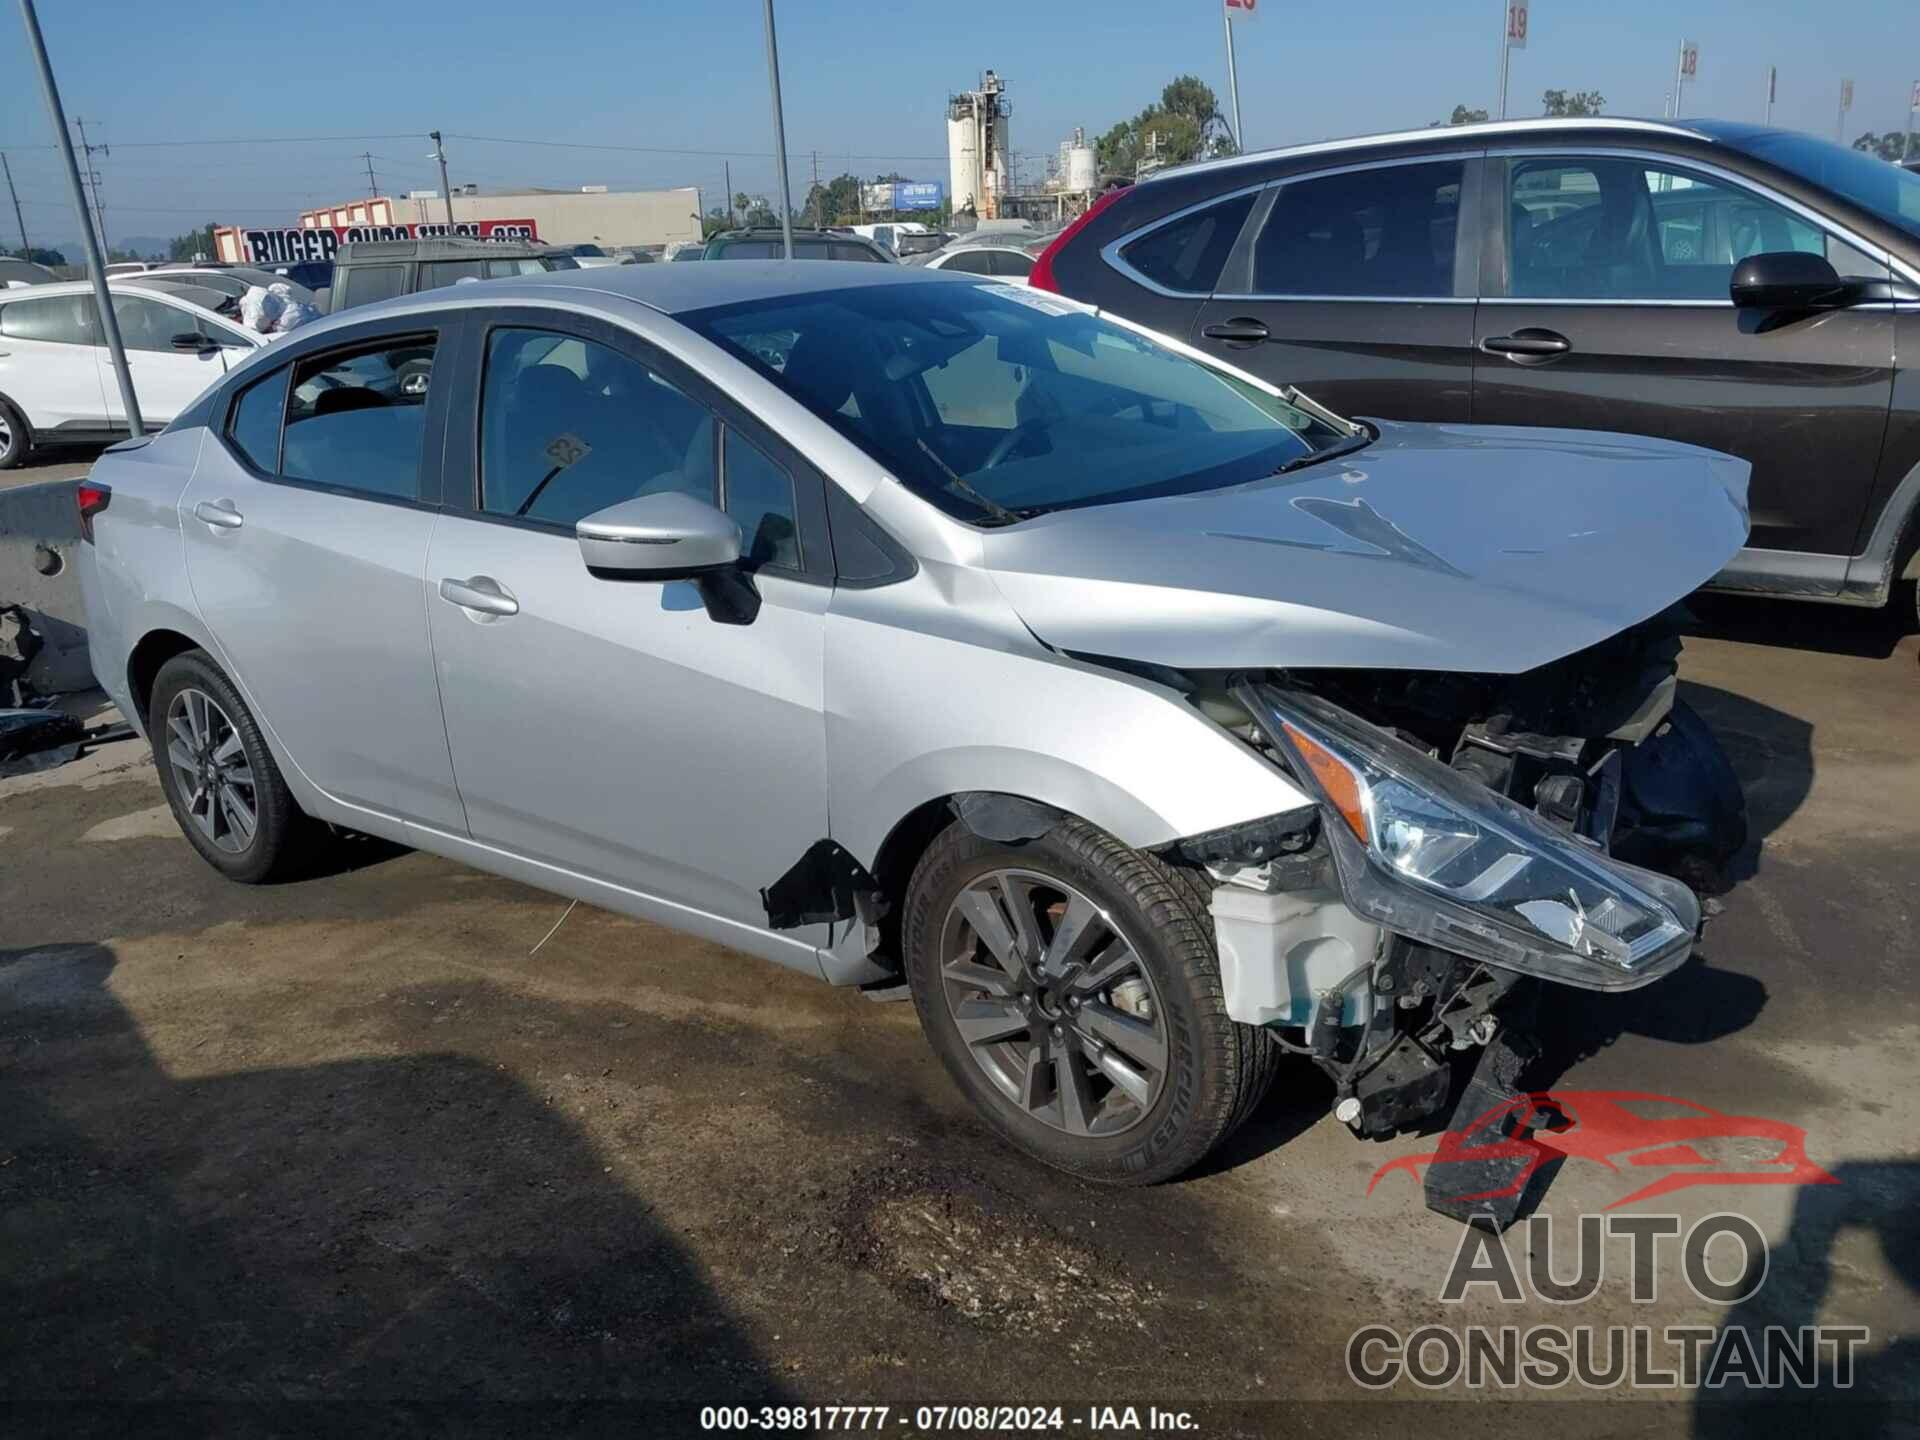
xmin=439 ymin=575 xmax=520 ymax=618
xmin=1481 ymin=328 xmax=1571 ymax=360
xmin=1201 ymin=318 xmax=1271 ymax=347
xmin=192 ymin=499 xmax=244 ymax=530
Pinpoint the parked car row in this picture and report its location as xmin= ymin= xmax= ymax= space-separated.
xmin=1029 ymin=117 xmax=1920 ymax=616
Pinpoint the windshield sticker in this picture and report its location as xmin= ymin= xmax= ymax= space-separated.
xmin=980 ymin=284 xmax=1084 ymax=317
xmin=544 ymin=434 xmax=592 ymax=468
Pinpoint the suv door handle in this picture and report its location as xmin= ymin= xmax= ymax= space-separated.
xmin=439 ymin=575 xmax=520 ymax=618
xmin=1201 ymin=318 xmax=1271 ymax=347
xmin=1481 ymin=328 xmax=1572 ymax=360
xmin=192 ymin=499 xmax=244 ymax=530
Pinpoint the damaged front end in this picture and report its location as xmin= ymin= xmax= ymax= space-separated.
xmin=1167 ymin=613 xmax=1746 ymax=1220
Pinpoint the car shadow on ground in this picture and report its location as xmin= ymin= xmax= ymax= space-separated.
xmin=0 ymin=942 xmax=791 ymax=1435
xmin=1691 ymin=1158 xmax=1920 ymax=1437
xmin=1681 ymin=591 xmax=1915 ymax=661
xmin=1678 ymin=680 xmax=1814 ymax=888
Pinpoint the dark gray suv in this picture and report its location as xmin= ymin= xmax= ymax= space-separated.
xmin=1034 ymin=118 xmax=1920 ymax=616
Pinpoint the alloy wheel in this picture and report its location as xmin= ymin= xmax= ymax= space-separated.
xmin=0 ymin=412 xmax=14 ymax=460
xmin=939 ymin=868 xmax=1169 ymax=1137
xmin=164 ymin=687 xmax=258 ymax=854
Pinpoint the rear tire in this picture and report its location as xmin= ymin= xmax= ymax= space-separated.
xmin=0 ymin=398 xmax=29 ymax=470
xmin=148 ymin=650 xmax=318 ymax=883
xmin=902 ymin=815 xmax=1279 ymax=1185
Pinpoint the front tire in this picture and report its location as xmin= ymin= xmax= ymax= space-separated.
xmin=149 ymin=650 xmax=315 ymax=883
xmin=902 ymin=816 xmax=1278 ymax=1185
xmin=0 ymin=398 xmax=29 ymax=470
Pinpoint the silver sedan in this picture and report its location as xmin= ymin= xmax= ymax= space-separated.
xmin=78 ymin=263 xmax=1748 ymax=1185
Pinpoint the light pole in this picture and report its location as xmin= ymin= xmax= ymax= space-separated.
xmin=762 ymin=0 xmax=795 ymax=259
xmin=430 ymin=131 xmax=456 ymax=229
xmin=1496 ymin=1 xmax=1512 ymax=120
xmin=1223 ymin=5 xmax=1244 ymax=149
xmin=16 ymin=0 xmax=141 ymax=436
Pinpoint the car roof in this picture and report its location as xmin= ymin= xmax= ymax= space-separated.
xmin=1144 ymin=116 xmax=1711 ymax=185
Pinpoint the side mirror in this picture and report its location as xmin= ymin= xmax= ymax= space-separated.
xmin=576 ymin=491 xmax=760 ymax=625
xmin=1729 ymin=251 xmax=1850 ymax=310
xmin=170 ymin=331 xmax=216 ymax=354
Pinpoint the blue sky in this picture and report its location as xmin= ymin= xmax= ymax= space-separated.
xmin=1 ymin=0 xmax=1915 ymax=250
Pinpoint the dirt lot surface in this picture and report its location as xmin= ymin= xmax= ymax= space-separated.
xmin=3 ymin=596 xmax=1916 ymax=1436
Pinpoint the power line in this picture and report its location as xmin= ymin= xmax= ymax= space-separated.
xmin=446 ymin=131 xmax=949 ymax=162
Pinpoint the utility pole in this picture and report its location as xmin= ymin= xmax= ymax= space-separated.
xmin=1765 ymin=66 xmax=1776 ymax=125
xmin=1222 ymin=3 xmax=1244 ymax=149
xmin=17 ymin=0 xmax=141 ymax=435
xmin=1836 ymin=78 xmax=1853 ymax=144
xmin=810 ymin=150 xmax=820 ymax=228
xmin=72 ymin=114 xmax=108 ymax=255
xmin=1496 ymin=1 xmax=1511 ymax=120
xmin=761 ymin=0 xmax=794 ymax=258
xmin=429 ymin=130 xmax=455 ymax=228
xmin=361 ymin=150 xmax=379 ymax=200
xmin=724 ymin=160 xmax=733 ymax=227
xmin=0 ymin=152 xmax=29 ymax=258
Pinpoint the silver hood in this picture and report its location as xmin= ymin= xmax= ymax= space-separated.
xmin=981 ymin=419 xmax=1750 ymax=675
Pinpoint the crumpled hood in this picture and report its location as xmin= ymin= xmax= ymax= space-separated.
xmin=981 ymin=419 xmax=1750 ymax=675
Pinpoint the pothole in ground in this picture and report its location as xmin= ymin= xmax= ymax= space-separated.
xmin=824 ymin=1155 xmax=1158 ymax=1336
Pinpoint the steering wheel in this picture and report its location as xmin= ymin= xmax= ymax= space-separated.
xmin=980 ymin=418 xmax=1052 ymax=470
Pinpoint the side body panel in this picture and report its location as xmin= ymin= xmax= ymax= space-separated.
xmin=0 ymin=332 xmax=109 ymax=434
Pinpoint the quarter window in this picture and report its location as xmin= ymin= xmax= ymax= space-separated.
xmin=281 ymin=336 xmax=437 ymax=500
xmin=478 ymin=326 xmax=716 ymax=527
xmin=938 ymin=250 xmax=996 ymax=275
xmin=338 ymin=264 xmax=406 ymax=308
xmin=988 ymin=249 xmax=1035 ymax=279
xmin=1121 ymin=192 xmax=1255 ymax=294
xmin=226 ymin=367 xmax=289 ymax=473
xmin=419 ymin=260 xmax=488 ymax=289
xmin=0 ymin=294 xmax=93 ymax=346
xmin=722 ymin=428 xmax=801 ymax=570
xmin=1252 ymin=161 xmax=1464 ymax=297
xmin=1507 ymin=158 xmax=1884 ymax=300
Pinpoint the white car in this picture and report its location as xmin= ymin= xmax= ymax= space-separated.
xmin=0 ymin=280 xmax=260 ymax=469
xmin=912 ymin=238 xmax=1043 ymax=283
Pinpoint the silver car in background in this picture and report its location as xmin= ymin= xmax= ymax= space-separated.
xmin=77 ymin=264 xmax=1750 ymax=1186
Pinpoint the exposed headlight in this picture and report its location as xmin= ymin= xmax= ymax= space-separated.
xmin=1238 ymin=683 xmax=1698 ymax=991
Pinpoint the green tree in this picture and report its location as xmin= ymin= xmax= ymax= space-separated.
xmin=732 ymin=191 xmax=752 ymax=216
xmin=1093 ymin=75 xmax=1240 ymax=180
xmin=1436 ymin=104 xmax=1490 ymax=126
xmin=1852 ymin=131 xmax=1912 ymax=162
xmin=1541 ymin=89 xmax=1605 ymax=117
xmin=5 ymin=245 xmax=65 ymax=267
xmin=167 ymin=222 xmax=217 ymax=262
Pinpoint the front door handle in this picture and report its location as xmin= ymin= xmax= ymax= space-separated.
xmin=192 ymin=499 xmax=244 ymax=530
xmin=1201 ymin=317 xmax=1271 ymax=347
xmin=1481 ymin=328 xmax=1572 ymax=361
xmin=439 ymin=575 xmax=520 ymax=618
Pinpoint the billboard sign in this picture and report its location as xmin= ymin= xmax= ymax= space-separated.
xmin=1680 ymin=43 xmax=1699 ymax=81
xmin=858 ymin=181 xmax=945 ymax=214
xmin=217 ymin=218 xmax=541 ymax=266
xmin=1506 ymin=1 xmax=1527 ymax=49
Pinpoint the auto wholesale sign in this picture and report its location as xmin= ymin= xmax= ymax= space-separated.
xmin=214 ymin=218 xmax=541 ymax=266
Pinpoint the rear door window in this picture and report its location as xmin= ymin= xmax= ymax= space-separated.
xmin=419 ymin=260 xmax=488 ymax=289
xmin=339 ymin=264 xmax=407 ymax=308
xmin=938 ymin=250 xmax=996 ymax=275
xmin=281 ymin=336 xmax=437 ymax=500
xmin=1119 ymin=192 xmax=1255 ymax=295
xmin=1252 ymin=160 xmax=1465 ymax=297
xmin=0 ymin=294 xmax=93 ymax=345
xmin=988 ymin=249 xmax=1035 ymax=278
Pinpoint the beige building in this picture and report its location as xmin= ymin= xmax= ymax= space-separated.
xmin=299 ymin=185 xmax=704 ymax=249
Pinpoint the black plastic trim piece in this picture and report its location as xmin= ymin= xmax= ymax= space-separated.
xmin=952 ymin=792 xmax=1063 ymax=844
xmin=762 ymin=838 xmax=878 ymax=929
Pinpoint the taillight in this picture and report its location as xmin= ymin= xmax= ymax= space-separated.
xmin=1027 ymin=187 xmax=1128 ymax=294
xmin=75 ymin=481 xmax=110 ymax=543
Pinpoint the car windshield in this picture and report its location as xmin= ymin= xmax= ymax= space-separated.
xmin=684 ymin=282 xmax=1357 ymax=523
xmin=1722 ymin=129 xmax=1920 ymax=241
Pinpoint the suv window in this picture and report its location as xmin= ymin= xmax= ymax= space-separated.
xmin=988 ymin=249 xmax=1035 ymax=279
xmin=281 ymin=336 xmax=437 ymax=500
xmin=1122 ymin=192 xmax=1256 ymax=294
xmin=829 ymin=242 xmax=884 ymax=263
xmin=0 ymin=294 xmax=93 ymax=345
xmin=419 ymin=259 xmax=488 ymax=289
xmin=226 ymin=366 xmax=290 ymax=473
xmin=1253 ymin=160 xmax=1464 ymax=297
xmin=338 ymin=264 xmax=407 ymax=308
xmin=478 ymin=326 xmax=715 ymax=527
xmin=112 ymin=294 xmax=211 ymax=354
xmin=1508 ymin=157 xmax=1884 ymax=300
